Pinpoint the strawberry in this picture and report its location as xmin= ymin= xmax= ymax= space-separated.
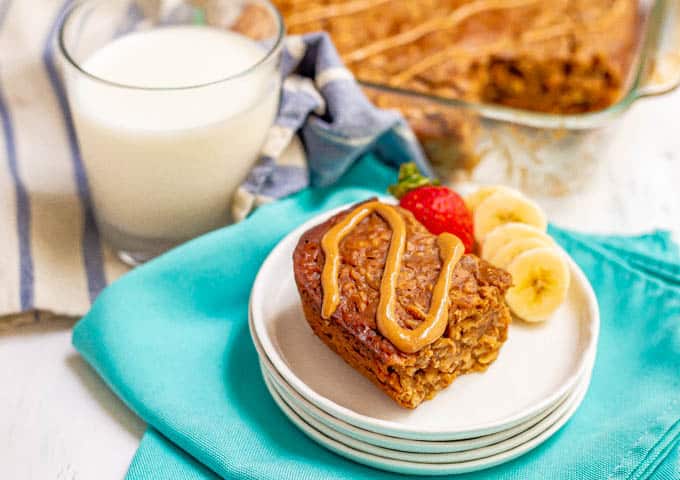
xmin=388 ymin=163 xmax=474 ymax=253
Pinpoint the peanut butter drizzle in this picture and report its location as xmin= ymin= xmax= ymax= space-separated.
xmin=320 ymin=201 xmax=465 ymax=354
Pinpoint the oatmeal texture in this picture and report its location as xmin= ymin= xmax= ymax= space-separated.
xmin=275 ymin=0 xmax=640 ymax=114
xmin=293 ymin=202 xmax=512 ymax=408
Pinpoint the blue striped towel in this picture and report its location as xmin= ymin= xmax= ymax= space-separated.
xmin=0 ymin=0 xmax=428 ymax=319
xmin=231 ymin=32 xmax=431 ymax=220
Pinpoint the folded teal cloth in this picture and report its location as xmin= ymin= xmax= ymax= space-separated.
xmin=72 ymin=155 xmax=680 ymax=479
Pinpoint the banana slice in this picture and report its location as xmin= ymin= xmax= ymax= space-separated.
xmin=474 ymin=191 xmax=547 ymax=243
xmin=505 ymin=247 xmax=570 ymax=323
xmin=464 ymin=185 xmax=519 ymax=212
xmin=488 ymin=237 xmax=554 ymax=268
xmin=481 ymin=222 xmax=552 ymax=260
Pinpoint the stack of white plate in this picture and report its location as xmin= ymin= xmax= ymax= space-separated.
xmin=249 ymin=205 xmax=600 ymax=476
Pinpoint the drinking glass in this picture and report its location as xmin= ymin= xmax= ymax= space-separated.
xmin=59 ymin=0 xmax=284 ymax=264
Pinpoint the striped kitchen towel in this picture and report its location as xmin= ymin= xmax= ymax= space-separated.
xmin=231 ymin=31 xmax=431 ymax=220
xmin=0 ymin=1 xmax=428 ymax=319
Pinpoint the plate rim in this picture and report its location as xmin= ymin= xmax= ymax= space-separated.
xmin=250 ymin=311 xmax=577 ymax=453
xmin=261 ymin=361 xmax=593 ymax=475
xmin=250 ymin=201 xmax=600 ymax=440
xmin=262 ymin=363 xmax=591 ymax=463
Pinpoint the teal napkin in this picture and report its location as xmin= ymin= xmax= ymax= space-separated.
xmin=73 ymin=155 xmax=680 ymax=479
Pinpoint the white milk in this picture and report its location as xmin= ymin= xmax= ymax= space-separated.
xmin=70 ymin=26 xmax=279 ymax=249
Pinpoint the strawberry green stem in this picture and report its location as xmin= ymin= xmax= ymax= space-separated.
xmin=388 ymin=162 xmax=439 ymax=199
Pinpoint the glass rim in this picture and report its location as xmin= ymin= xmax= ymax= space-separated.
xmin=58 ymin=0 xmax=286 ymax=91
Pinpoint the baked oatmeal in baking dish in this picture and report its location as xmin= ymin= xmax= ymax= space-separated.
xmin=276 ymin=0 xmax=641 ymax=113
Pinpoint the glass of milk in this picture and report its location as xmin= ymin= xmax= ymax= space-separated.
xmin=58 ymin=0 xmax=284 ymax=265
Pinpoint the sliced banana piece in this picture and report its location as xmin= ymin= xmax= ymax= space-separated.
xmin=481 ymin=222 xmax=553 ymax=260
xmin=474 ymin=191 xmax=547 ymax=243
xmin=464 ymin=185 xmax=519 ymax=212
xmin=488 ymin=237 xmax=554 ymax=268
xmin=505 ymin=247 xmax=570 ymax=323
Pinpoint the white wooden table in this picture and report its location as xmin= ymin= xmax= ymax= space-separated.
xmin=1 ymin=90 xmax=679 ymax=479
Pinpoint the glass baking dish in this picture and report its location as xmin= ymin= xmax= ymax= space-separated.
xmin=359 ymin=0 xmax=680 ymax=195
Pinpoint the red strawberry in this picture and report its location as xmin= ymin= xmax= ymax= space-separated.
xmin=389 ymin=164 xmax=474 ymax=253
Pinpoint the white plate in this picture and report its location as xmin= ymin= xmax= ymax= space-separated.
xmin=262 ymin=363 xmax=589 ymax=463
xmin=250 ymin=313 xmax=572 ymax=453
xmin=250 ymin=202 xmax=599 ymax=440
xmin=262 ymin=365 xmax=592 ymax=476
